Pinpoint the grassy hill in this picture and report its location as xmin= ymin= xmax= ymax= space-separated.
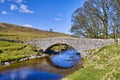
xmin=0 ymin=22 xmax=71 ymax=64
xmin=62 ymin=44 xmax=120 ymax=80
xmin=0 ymin=22 xmax=71 ymax=41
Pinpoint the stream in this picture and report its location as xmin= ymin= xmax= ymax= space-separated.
xmin=0 ymin=48 xmax=82 ymax=80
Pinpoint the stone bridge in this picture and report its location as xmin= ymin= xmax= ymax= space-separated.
xmin=27 ymin=37 xmax=119 ymax=57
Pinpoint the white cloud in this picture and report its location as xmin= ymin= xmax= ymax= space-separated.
xmin=54 ymin=17 xmax=61 ymax=21
xmin=0 ymin=0 xmax=34 ymax=14
xmin=10 ymin=4 xmax=18 ymax=10
xmin=19 ymin=4 xmax=34 ymax=13
xmin=0 ymin=0 xmax=5 ymax=3
xmin=23 ymin=24 xmax=32 ymax=27
xmin=10 ymin=4 xmax=34 ymax=14
xmin=1 ymin=11 xmax=7 ymax=15
xmin=54 ymin=12 xmax=63 ymax=21
xmin=0 ymin=0 xmax=24 ymax=3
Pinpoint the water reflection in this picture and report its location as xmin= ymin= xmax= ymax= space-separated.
xmin=0 ymin=68 xmax=64 ymax=80
xmin=50 ymin=48 xmax=81 ymax=68
xmin=0 ymin=48 xmax=81 ymax=80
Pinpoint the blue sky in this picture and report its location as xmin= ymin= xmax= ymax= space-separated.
xmin=0 ymin=0 xmax=85 ymax=34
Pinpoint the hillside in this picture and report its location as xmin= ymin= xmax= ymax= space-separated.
xmin=62 ymin=44 xmax=120 ymax=80
xmin=0 ymin=22 xmax=72 ymax=64
xmin=0 ymin=22 xmax=71 ymax=41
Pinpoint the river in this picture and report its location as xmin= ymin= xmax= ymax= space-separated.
xmin=0 ymin=48 xmax=83 ymax=80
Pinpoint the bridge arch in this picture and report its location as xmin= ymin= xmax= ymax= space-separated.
xmin=44 ymin=43 xmax=75 ymax=54
xmin=33 ymin=38 xmax=82 ymax=52
xmin=27 ymin=37 xmax=115 ymax=57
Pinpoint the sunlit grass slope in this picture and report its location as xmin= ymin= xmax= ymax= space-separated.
xmin=62 ymin=44 xmax=120 ymax=80
xmin=0 ymin=22 xmax=72 ymax=64
xmin=0 ymin=41 xmax=42 ymax=63
xmin=0 ymin=22 xmax=71 ymax=41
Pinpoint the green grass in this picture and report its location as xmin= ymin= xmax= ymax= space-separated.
xmin=62 ymin=44 xmax=120 ymax=80
xmin=0 ymin=22 xmax=72 ymax=64
xmin=49 ymin=44 xmax=72 ymax=51
xmin=0 ymin=41 xmax=42 ymax=63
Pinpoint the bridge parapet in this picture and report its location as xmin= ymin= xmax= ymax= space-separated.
xmin=27 ymin=37 xmax=119 ymax=57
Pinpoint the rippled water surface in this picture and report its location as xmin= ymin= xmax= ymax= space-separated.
xmin=0 ymin=68 xmax=64 ymax=80
xmin=0 ymin=48 xmax=82 ymax=80
xmin=50 ymin=48 xmax=81 ymax=68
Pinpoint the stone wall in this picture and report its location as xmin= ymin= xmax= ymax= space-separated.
xmin=26 ymin=37 xmax=120 ymax=57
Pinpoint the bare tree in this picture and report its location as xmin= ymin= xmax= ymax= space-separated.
xmin=71 ymin=0 xmax=120 ymax=39
xmin=110 ymin=0 xmax=120 ymax=42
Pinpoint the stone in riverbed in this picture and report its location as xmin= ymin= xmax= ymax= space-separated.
xmin=29 ymin=55 xmax=37 ymax=59
xmin=4 ymin=62 xmax=10 ymax=66
xmin=19 ymin=57 xmax=29 ymax=61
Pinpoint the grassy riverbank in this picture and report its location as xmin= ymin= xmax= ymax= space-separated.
xmin=0 ymin=41 xmax=42 ymax=63
xmin=62 ymin=44 xmax=120 ymax=80
xmin=0 ymin=22 xmax=72 ymax=64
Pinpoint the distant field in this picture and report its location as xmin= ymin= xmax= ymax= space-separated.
xmin=0 ymin=23 xmax=71 ymax=41
xmin=62 ymin=44 xmax=120 ymax=80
